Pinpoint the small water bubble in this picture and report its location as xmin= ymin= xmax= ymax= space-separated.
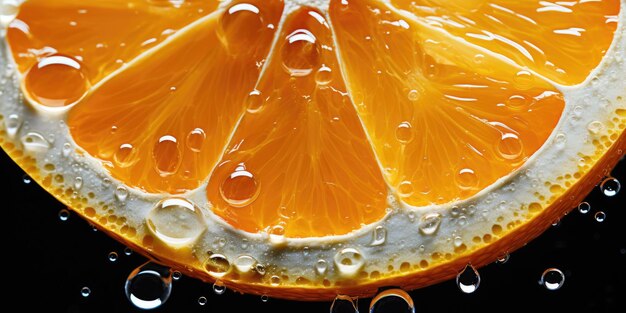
xmin=370 ymin=225 xmax=387 ymax=246
xmin=370 ymin=289 xmax=415 ymax=313
xmin=330 ymin=294 xmax=358 ymax=313
xmin=594 ymin=211 xmax=606 ymax=223
xmin=124 ymin=247 xmax=133 ymax=256
xmin=456 ymin=264 xmax=480 ymax=293
xmin=80 ymin=286 xmax=91 ymax=298
xmin=197 ymin=296 xmax=207 ymax=306
xmin=506 ymin=94 xmax=530 ymax=111
xmin=315 ymin=259 xmax=328 ymax=275
xmin=261 ymin=295 xmax=269 ymax=302
xmin=397 ymin=180 xmax=414 ymax=198
xmin=115 ymin=186 xmax=129 ymax=202
xmin=418 ymin=213 xmax=442 ymax=235
xmin=186 ymin=128 xmax=206 ymax=152
xmin=21 ymin=132 xmax=50 ymax=153
xmin=172 ymin=271 xmax=182 ymax=281
xmin=282 ymin=29 xmax=321 ymax=77
xmin=220 ymin=163 xmax=260 ymax=208
xmin=153 ymin=135 xmax=181 ymax=176
xmin=496 ymin=253 xmax=510 ymax=264
xmin=456 ymin=168 xmax=479 ymax=189
xmin=395 ymin=121 xmax=414 ymax=143
xmin=108 ymin=251 xmax=118 ymax=262
xmin=147 ymin=198 xmax=206 ymax=247
xmin=125 ymin=262 xmax=173 ymax=310
xmin=58 ymin=209 xmax=70 ymax=221
xmin=24 ymin=54 xmax=89 ymax=107
xmin=578 ymin=202 xmax=591 ymax=214
xmin=315 ymin=65 xmax=333 ymax=85
xmin=22 ymin=174 xmax=32 ymax=184
xmin=599 ymin=177 xmax=620 ymax=197
xmin=513 ymin=70 xmax=534 ymax=89
xmin=334 ymin=248 xmax=365 ymax=276
xmin=5 ymin=114 xmax=21 ymax=138
xmin=539 ymin=268 xmax=565 ymax=290
xmin=407 ymin=89 xmax=419 ymax=102
xmin=213 ymin=280 xmax=226 ymax=295
xmin=204 ymin=254 xmax=231 ymax=277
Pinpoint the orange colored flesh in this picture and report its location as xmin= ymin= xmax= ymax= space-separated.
xmin=7 ymin=0 xmax=619 ymax=238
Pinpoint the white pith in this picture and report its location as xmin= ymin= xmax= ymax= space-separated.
xmin=0 ymin=0 xmax=625 ymax=288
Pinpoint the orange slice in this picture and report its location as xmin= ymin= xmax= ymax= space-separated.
xmin=0 ymin=0 xmax=624 ymax=301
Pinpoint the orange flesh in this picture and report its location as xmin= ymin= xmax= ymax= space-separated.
xmin=7 ymin=0 xmax=619 ymax=237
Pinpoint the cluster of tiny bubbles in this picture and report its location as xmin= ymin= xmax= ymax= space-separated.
xmin=578 ymin=202 xmax=591 ymax=214
xmin=22 ymin=174 xmax=32 ymax=184
xmin=80 ymin=286 xmax=91 ymax=298
xmin=197 ymin=296 xmax=207 ymax=306
xmin=456 ymin=264 xmax=480 ymax=294
xmin=58 ymin=209 xmax=70 ymax=221
xmin=539 ymin=268 xmax=565 ymax=291
xmin=213 ymin=280 xmax=226 ymax=295
xmin=369 ymin=289 xmax=415 ymax=313
xmin=330 ymin=294 xmax=358 ymax=313
xmin=125 ymin=262 xmax=173 ymax=310
xmin=108 ymin=251 xmax=118 ymax=262
xmin=599 ymin=176 xmax=621 ymax=197
xmin=594 ymin=211 xmax=606 ymax=223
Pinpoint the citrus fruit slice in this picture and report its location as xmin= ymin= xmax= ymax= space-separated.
xmin=1 ymin=0 xmax=625 ymax=301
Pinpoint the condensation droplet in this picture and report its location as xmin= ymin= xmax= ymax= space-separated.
xmin=513 ymin=70 xmax=534 ymax=89
xmin=397 ymin=180 xmax=414 ymax=198
xmin=315 ymin=259 xmax=328 ymax=275
xmin=58 ymin=209 xmax=70 ymax=221
xmin=246 ymin=89 xmax=264 ymax=113
xmin=172 ymin=271 xmax=182 ymax=281
xmin=270 ymin=275 xmax=281 ymax=286
xmin=125 ymin=262 xmax=173 ymax=310
xmin=204 ymin=254 xmax=231 ymax=277
xmin=219 ymin=3 xmax=265 ymax=55
xmin=198 ymin=296 xmax=207 ymax=306
xmin=456 ymin=264 xmax=480 ymax=293
xmin=594 ymin=211 xmax=606 ymax=223
xmin=114 ymin=143 xmax=137 ymax=168
xmin=80 ymin=286 xmax=91 ymax=298
xmin=587 ymin=121 xmax=603 ymax=134
xmin=315 ymin=65 xmax=333 ymax=85
xmin=334 ymin=248 xmax=365 ymax=276
xmin=395 ymin=121 xmax=414 ymax=143
xmin=115 ymin=186 xmax=129 ymax=202
xmin=108 ymin=251 xmax=118 ymax=262
xmin=23 ymin=174 xmax=32 ymax=184
xmin=213 ymin=280 xmax=226 ymax=295
xmin=496 ymin=253 xmax=510 ymax=264
xmin=261 ymin=295 xmax=269 ymax=302
xmin=5 ymin=114 xmax=21 ymax=138
xmin=234 ymin=255 xmax=257 ymax=273
xmin=146 ymin=198 xmax=206 ymax=247
xmin=506 ymin=94 xmax=530 ymax=111
xmin=418 ymin=213 xmax=441 ymax=235
xmin=599 ymin=177 xmax=620 ymax=197
xmin=21 ymin=132 xmax=50 ymax=153
xmin=539 ymin=268 xmax=564 ymax=290
xmin=554 ymin=133 xmax=567 ymax=149
xmin=282 ymin=29 xmax=320 ymax=77
xmin=153 ymin=135 xmax=181 ymax=176
xmin=186 ymin=128 xmax=206 ymax=152
xmin=25 ymin=54 xmax=89 ymax=107
xmin=578 ymin=202 xmax=591 ymax=214
xmin=369 ymin=289 xmax=415 ymax=313
xmin=456 ymin=168 xmax=479 ymax=189
xmin=497 ymin=133 xmax=523 ymax=160
xmin=407 ymin=89 xmax=419 ymax=102
xmin=370 ymin=225 xmax=387 ymax=246
xmin=220 ymin=163 xmax=260 ymax=208
xmin=62 ymin=143 xmax=72 ymax=157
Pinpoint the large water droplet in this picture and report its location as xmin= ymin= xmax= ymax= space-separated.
xmin=125 ymin=262 xmax=173 ymax=310
xmin=330 ymin=295 xmax=358 ymax=313
xmin=153 ymin=135 xmax=181 ymax=176
xmin=204 ymin=254 xmax=231 ymax=277
xmin=418 ymin=213 xmax=441 ymax=235
xmin=369 ymin=289 xmax=415 ymax=313
xmin=186 ymin=128 xmax=206 ymax=152
xmin=21 ymin=132 xmax=50 ymax=153
xmin=456 ymin=264 xmax=480 ymax=293
xmin=25 ymin=54 xmax=89 ymax=107
xmin=497 ymin=133 xmax=523 ymax=160
xmin=146 ymin=198 xmax=206 ymax=246
xmin=370 ymin=225 xmax=387 ymax=246
xmin=599 ymin=177 xmax=620 ymax=197
xmin=539 ymin=268 xmax=564 ymax=290
xmin=220 ymin=163 xmax=260 ymax=208
xmin=282 ymin=29 xmax=320 ymax=77
xmin=395 ymin=121 xmax=414 ymax=143
xmin=334 ymin=248 xmax=365 ymax=276
xmin=219 ymin=3 xmax=265 ymax=55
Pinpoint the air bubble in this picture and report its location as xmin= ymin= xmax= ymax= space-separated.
xmin=219 ymin=3 xmax=265 ymax=55
xmin=397 ymin=180 xmax=414 ymax=198
xmin=74 ymin=177 xmax=83 ymax=190
xmin=172 ymin=271 xmax=182 ymax=281
xmin=146 ymin=198 xmax=206 ymax=247
xmin=456 ymin=168 xmax=478 ymax=189
xmin=125 ymin=262 xmax=173 ymax=310
xmin=220 ymin=163 xmax=260 ymax=208
xmin=554 ymin=133 xmax=567 ymax=149
xmin=334 ymin=248 xmax=365 ymax=276
xmin=599 ymin=177 xmax=620 ymax=197
xmin=25 ymin=54 xmax=89 ymax=107
xmin=407 ymin=90 xmax=419 ymax=102
xmin=496 ymin=253 xmax=510 ymax=264
xmin=62 ymin=143 xmax=72 ymax=157
xmin=198 ymin=296 xmax=207 ymax=306
xmin=513 ymin=70 xmax=534 ymax=89
xmin=456 ymin=264 xmax=480 ymax=293
xmin=539 ymin=268 xmax=564 ymax=290
xmin=506 ymin=94 xmax=530 ymax=110
xmin=587 ymin=121 xmax=603 ymax=134
xmin=234 ymin=255 xmax=257 ymax=273
xmin=282 ymin=29 xmax=320 ymax=77
xmin=22 ymin=174 xmax=32 ymax=184
xmin=418 ymin=213 xmax=441 ymax=235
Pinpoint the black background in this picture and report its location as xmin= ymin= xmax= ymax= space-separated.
xmin=3 ymin=149 xmax=625 ymax=313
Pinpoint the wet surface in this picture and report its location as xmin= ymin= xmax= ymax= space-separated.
xmin=3 ymin=148 xmax=625 ymax=312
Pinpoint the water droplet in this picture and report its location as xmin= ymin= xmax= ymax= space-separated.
xmin=578 ymin=202 xmax=591 ymax=214
xmin=594 ymin=211 xmax=606 ymax=223
xmin=153 ymin=135 xmax=181 ymax=176
xmin=108 ymin=251 xmax=118 ymax=262
xmin=23 ymin=174 xmax=32 ymax=184
xmin=456 ymin=264 xmax=480 ymax=293
xmin=369 ymin=289 xmax=415 ymax=313
xmin=261 ymin=295 xmax=269 ymax=302
xmin=80 ymin=286 xmax=91 ymax=298
xmin=453 ymin=236 xmax=463 ymax=248
xmin=234 ymin=255 xmax=257 ymax=273
xmin=599 ymin=177 xmax=620 ymax=197
xmin=315 ymin=65 xmax=333 ymax=85
xmin=418 ymin=213 xmax=441 ymax=235
xmin=587 ymin=121 xmax=603 ymax=134
xmin=473 ymin=54 xmax=485 ymax=64
xmin=213 ymin=280 xmax=226 ymax=295
xmin=282 ymin=29 xmax=320 ymax=77
xmin=124 ymin=247 xmax=133 ymax=256
xmin=125 ymin=262 xmax=173 ymax=310
xmin=5 ymin=114 xmax=21 ymax=138
xmin=219 ymin=3 xmax=265 ymax=55
xmin=370 ymin=225 xmax=387 ymax=246
xmin=114 ymin=143 xmax=137 ymax=168
xmin=186 ymin=128 xmax=206 ymax=152
xmin=315 ymin=259 xmax=328 ymax=275
xmin=61 ymin=143 xmax=72 ymax=157
xmin=395 ymin=122 xmax=414 ymax=143
xmin=0 ymin=1 xmax=19 ymax=26
xmin=334 ymin=248 xmax=365 ymax=276
xmin=407 ymin=89 xmax=419 ymax=102
xmin=456 ymin=168 xmax=478 ymax=189
xmin=552 ymin=219 xmax=561 ymax=227
xmin=554 ymin=133 xmax=567 ymax=149
xmin=115 ymin=186 xmax=129 ymax=202
xmin=58 ymin=209 xmax=70 ymax=221
xmin=255 ymin=263 xmax=266 ymax=275
xmin=146 ymin=198 xmax=206 ymax=246
xmin=198 ymin=296 xmax=207 ymax=306
xmin=21 ymin=132 xmax=50 ymax=153
xmin=270 ymin=275 xmax=281 ymax=286
xmin=539 ymin=268 xmax=564 ymax=290
xmin=204 ymin=254 xmax=231 ymax=277
xmin=513 ymin=70 xmax=534 ymax=90
xmin=397 ymin=180 xmax=414 ymax=198
xmin=246 ymin=90 xmax=264 ymax=113
xmin=330 ymin=294 xmax=358 ymax=313
xmin=25 ymin=54 xmax=89 ymax=107
xmin=497 ymin=133 xmax=523 ymax=160
xmin=220 ymin=163 xmax=260 ymax=208
xmin=172 ymin=271 xmax=182 ymax=281
xmin=496 ymin=253 xmax=510 ymax=264
xmin=269 ymin=224 xmax=286 ymax=245
xmin=506 ymin=94 xmax=531 ymax=111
